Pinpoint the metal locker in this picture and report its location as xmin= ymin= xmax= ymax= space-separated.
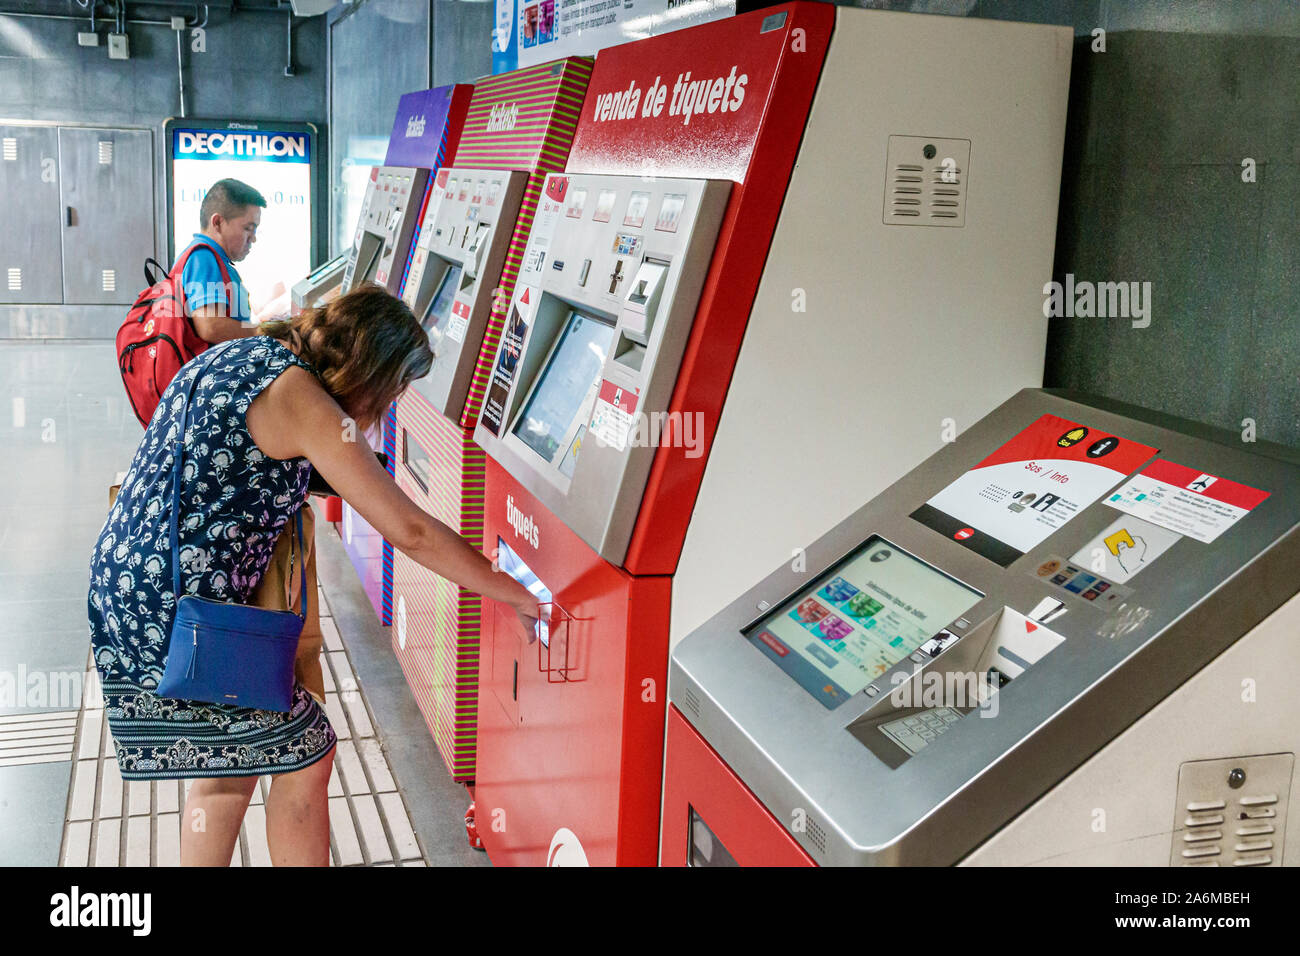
xmin=58 ymin=127 xmax=155 ymax=305
xmin=0 ymin=125 xmax=64 ymax=304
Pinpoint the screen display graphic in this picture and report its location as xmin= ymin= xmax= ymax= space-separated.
xmin=747 ymin=538 xmax=982 ymax=709
xmin=423 ymin=264 xmax=463 ymax=342
xmin=512 ymin=310 xmax=613 ymax=466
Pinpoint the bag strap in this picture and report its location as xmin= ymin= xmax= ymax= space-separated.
xmin=173 ymin=240 xmax=235 ymax=320
xmin=167 ymin=347 xmax=308 ymax=622
xmin=286 ymin=507 xmax=308 ymax=619
xmin=143 ymin=257 xmax=168 ymax=287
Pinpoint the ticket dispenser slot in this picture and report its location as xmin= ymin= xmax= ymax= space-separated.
xmin=847 ymin=606 xmax=1065 ymax=769
xmin=613 ymin=256 xmax=669 ymax=372
xmin=465 ymin=224 xmax=491 ymax=279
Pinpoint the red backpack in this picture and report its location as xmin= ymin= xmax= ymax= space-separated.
xmin=116 ymin=241 xmax=231 ymax=428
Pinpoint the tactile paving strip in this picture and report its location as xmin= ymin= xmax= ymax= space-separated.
xmin=60 ymin=587 xmax=428 ymax=867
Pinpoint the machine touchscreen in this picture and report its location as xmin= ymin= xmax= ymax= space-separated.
xmin=511 ymin=310 xmax=614 ymax=467
xmin=357 ymin=240 xmax=383 ymax=288
xmin=745 ymin=537 xmax=982 ymax=709
xmin=423 ymin=264 xmax=462 ymax=340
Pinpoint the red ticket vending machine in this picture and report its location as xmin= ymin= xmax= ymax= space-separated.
xmin=474 ymin=4 xmax=1070 ymax=866
xmin=389 ymin=59 xmax=594 ymax=782
xmin=331 ymin=85 xmax=472 ymax=623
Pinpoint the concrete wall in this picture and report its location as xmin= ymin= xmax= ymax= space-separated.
xmin=818 ymin=0 xmax=1300 ymax=447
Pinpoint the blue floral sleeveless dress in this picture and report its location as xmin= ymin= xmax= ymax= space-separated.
xmin=89 ymin=336 xmax=336 ymax=780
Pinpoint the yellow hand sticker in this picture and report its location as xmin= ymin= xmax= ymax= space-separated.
xmin=1104 ymin=528 xmax=1136 ymax=557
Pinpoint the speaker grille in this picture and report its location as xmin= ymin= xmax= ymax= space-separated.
xmin=681 ymin=686 xmax=701 ymax=719
xmin=1171 ymin=754 xmax=1292 ymax=866
xmin=883 ymin=135 xmax=971 ymax=228
xmin=806 ymin=817 xmax=826 ymax=854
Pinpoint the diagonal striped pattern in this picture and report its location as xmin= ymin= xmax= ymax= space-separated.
xmin=0 ymin=710 xmax=78 ymax=767
xmin=453 ymin=56 xmax=594 ymax=430
xmin=375 ymin=57 xmax=593 ymax=783
xmin=379 ymin=106 xmax=458 ymax=627
xmin=59 ymin=588 xmax=428 ymax=867
xmin=392 ymin=394 xmax=485 ymax=782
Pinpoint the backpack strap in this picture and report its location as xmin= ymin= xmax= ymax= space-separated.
xmin=173 ymin=240 xmax=236 ymax=321
xmin=143 ymin=257 xmax=168 ymax=287
xmin=169 ymin=345 xmax=306 ymax=620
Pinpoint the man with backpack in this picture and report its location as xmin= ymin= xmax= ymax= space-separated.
xmin=181 ymin=178 xmax=266 ymax=343
xmin=118 ymin=178 xmax=267 ymax=427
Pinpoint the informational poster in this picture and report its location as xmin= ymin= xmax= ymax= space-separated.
xmin=165 ymin=120 xmax=318 ymax=314
xmin=493 ymin=0 xmax=736 ymax=73
xmin=1104 ymin=460 xmax=1269 ymax=544
xmin=912 ymin=415 xmax=1159 ymax=566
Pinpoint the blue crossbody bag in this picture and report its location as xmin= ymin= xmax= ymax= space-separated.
xmin=156 ymin=347 xmax=306 ymax=712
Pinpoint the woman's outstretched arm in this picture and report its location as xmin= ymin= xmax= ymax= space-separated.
xmin=247 ymin=365 xmax=540 ymax=630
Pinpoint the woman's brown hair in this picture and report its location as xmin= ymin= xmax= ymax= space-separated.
xmin=259 ymin=285 xmax=433 ymax=430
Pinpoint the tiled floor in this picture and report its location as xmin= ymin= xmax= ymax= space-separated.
xmin=60 ymin=587 xmax=427 ymax=867
xmin=0 ymin=340 xmax=489 ymax=867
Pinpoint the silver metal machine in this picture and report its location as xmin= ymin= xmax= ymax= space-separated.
xmin=668 ymin=389 xmax=1300 ymax=866
xmin=339 ymin=165 xmax=430 ymax=296
xmin=472 ymin=171 xmax=730 ymax=559
xmin=290 ymin=252 xmax=348 ymax=314
xmin=400 ymin=167 xmax=528 ymax=422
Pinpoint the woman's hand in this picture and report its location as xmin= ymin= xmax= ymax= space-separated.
xmin=513 ymin=601 xmax=542 ymax=645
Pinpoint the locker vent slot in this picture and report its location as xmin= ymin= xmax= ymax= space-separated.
xmin=1171 ymin=753 xmax=1292 ymax=867
xmin=2 ymin=138 xmax=16 ymax=162
xmin=7 ymin=268 xmax=21 ymax=291
xmin=98 ymin=141 xmax=114 ymax=165
xmin=101 ymin=270 xmax=117 ymax=293
xmin=883 ymin=135 xmax=971 ymax=228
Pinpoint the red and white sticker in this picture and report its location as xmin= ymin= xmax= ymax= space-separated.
xmin=1105 ymin=460 xmax=1269 ymax=543
xmin=446 ymin=299 xmax=471 ymax=344
xmin=588 ymin=380 xmax=639 ymax=451
xmin=920 ymin=414 xmax=1159 ymax=556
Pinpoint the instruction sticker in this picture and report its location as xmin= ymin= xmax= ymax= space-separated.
xmin=446 ymin=300 xmax=472 ymax=345
xmin=1104 ymin=460 xmax=1269 ymax=543
xmin=589 ymin=380 xmax=638 ymax=451
xmin=1031 ymin=554 xmax=1134 ymax=606
xmin=1069 ymin=515 xmax=1182 ymax=584
xmin=912 ymin=414 xmax=1159 ymax=566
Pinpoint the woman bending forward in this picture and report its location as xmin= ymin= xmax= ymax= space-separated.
xmin=88 ymin=286 xmax=539 ymax=865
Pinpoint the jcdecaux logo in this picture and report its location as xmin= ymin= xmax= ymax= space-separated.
xmin=174 ymin=130 xmax=309 ymax=162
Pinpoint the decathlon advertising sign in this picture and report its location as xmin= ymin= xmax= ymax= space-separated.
xmin=165 ymin=119 xmax=319 ymax=313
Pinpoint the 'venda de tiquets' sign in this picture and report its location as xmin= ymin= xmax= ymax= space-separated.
xmin=493 ymin=0 xmax=736 ymax=74
xmin=168 ymin=124 xmax=314 ymax=311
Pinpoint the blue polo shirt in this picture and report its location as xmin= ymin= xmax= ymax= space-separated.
xmin=179 ymin=234 xmax=251 ymax=322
